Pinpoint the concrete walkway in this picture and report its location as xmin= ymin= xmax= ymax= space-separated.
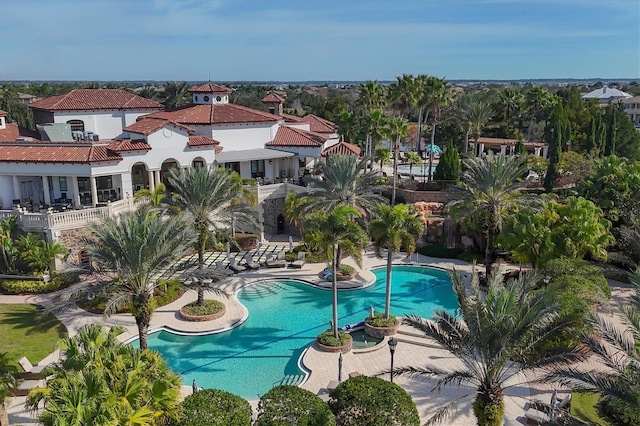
xmin=1 ymin=249 xmax=585 ymax=425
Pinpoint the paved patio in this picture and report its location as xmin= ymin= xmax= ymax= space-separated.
xmin=2 ymin=246 xmax=589 ymax=425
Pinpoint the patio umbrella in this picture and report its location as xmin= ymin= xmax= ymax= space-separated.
xmin=289 ymin=236 xmax=294 ymax=253
xmin=192 ymin=379 xmax=198 ymax=394
xmin=338 ymin=353 xmax=343 ymax=382
xmin=425 ymin=144 xmax=442 ymax=155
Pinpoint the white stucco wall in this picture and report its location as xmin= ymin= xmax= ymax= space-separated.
xmin=53 ymin=110 xmax=160 ymax=139
xmin=193 ymin=123 xmax=280 ymax=150
xmin=0 ymin=175 xmax=14 ymax=209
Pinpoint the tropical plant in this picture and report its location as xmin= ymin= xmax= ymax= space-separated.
xmin=137 ymin=86 xmax=159 ymax=101
xmin=386 ymin=117 xmax=409 ymax=205
xmin=434 ymin=141 xmax=461 ymax=182
xmin=26 ymin=324 xmax=182 ymax=425
xmin=404 ymin=152 xmax=422 ymax=181
xmin=374 ymin=147 xmax=390 ymax=170
xmin=357 ymin=80 xmax=387 ymax=113
xmin=451 ymin=152 xmax=541 ymax=277
xmin=424 ymin=77 xmax=453 ymax=180
xmin=134 ymin=182 xmax=167 ymax=206
xmin=496 ymin=88 xmax=524 ymax=133
xmin=20 ymin=240 xmax=67 ymax=274
xmin=498 ymin=197 xmax=613 ymax=267
xmin=0 ymin=352 xmax=18 ymax=426
xmin=0 ymin=217 xmax=17 ymax=273
xmin=163 ymin=81 xmax=191 ymax=109
xmin=303 ymin=204 xmax=368 ymax=339
xmin=256 ymin=385 xmax=335 ymax=426
xmin=395 ymin=271 xmax=584 ymax=426
xmin=329 ymin=375 xmax=420 ymax=426
xmin=544 ymin=102 xmax=570 ymax=192
xmin=460 ymin=94 xmax=494 ymax=157
xmin=362 ymin=109 xmax=388 ymax=158
xmin=335 ymin=109 xmax=357 ymax=143
xmin=524 ymin=87 xmax=553 ymax=141
xmin=51 ymin=209 xmax=195 ymax=349
xmin=297 ymin=155 xmax=386 ymax=218
xmin=176 ymin=388 xmax=252 ymax=426
xmin=167 ymin=166 xmax=258 ymax=305
xmin=369 ymin=203 xmax=424 ymax=318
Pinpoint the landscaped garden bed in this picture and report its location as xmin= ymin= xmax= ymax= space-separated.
xmin=316 ymin=329 xmax=352 ymax=353
xmin=364 ymin=313 xmax=400 ymax=338
xmin=179 ymin=299 xmax=226 ymax=322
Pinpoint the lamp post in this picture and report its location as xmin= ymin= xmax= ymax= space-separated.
xmin=388 ymin=338 xmax=398 ymax=383
xmin=543 ymin=275 xmax=551 ymax=289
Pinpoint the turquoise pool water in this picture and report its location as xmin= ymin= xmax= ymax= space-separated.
xmin=145 ymin=266 xmax=457 ymax=399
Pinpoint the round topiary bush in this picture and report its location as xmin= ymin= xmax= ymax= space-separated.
xmin=316 ymin=330 xmax=353 ymax=353
xmin=364 ymin=313 xmax=399 ymax=338
xmin=329 ymin=375 xmax=420 ymax=426
xmin=174 ymin=388 xmax=252 ymax=426
xmin=180 ymin=300 xmax=225 ymax=321
xmin=255 ymin=385 xmax=336 ymax=426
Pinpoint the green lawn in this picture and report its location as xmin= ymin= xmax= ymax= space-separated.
xmin=0 ymin=304 xmax=67 ymax=367
xmin=571 ymin=392 xmax=612 ymax=426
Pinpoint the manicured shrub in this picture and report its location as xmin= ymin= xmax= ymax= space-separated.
xmin=155 ymin=279 xmax=184 ymax=306
xmin=600 ymin=393 xmax=640 ymax=426
xmin=255 ymin=385 xmax=335 ymax=426
xmin=338 ymin=264 xmax=355 ymax=276
xmin=418 ymin=244 xmax=461 ymax=259
xmin=181 ymin=300 xmax=224 ymax=316
xmin=174 ymin=388 xmax=252 ymax=426
xmin=329 ymin=375 xmax=420 ymax=426
xmin=317 ymin=330 xmax=351 ymax=347
xmin=1 ymin=278 xmax=59 ymax=294
xmin=366 ymin=313 xmax=397 ymax=327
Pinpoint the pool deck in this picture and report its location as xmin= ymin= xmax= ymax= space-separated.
xmin=3 ymin=248 xmax=564 ymax=425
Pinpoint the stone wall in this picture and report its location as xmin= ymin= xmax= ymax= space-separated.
xmin=56 ymin=227 xmax=94 ymax=266
xmin=395 ymin=188 xmax=458 ymax=204
xmin=261 ymin=197 xmax=299 ymax=237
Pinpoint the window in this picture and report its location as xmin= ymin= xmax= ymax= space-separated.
xmin=192 ymin=159 xmax=205 ymax=169
xmin=216 ymin=96 xmax=222 ymax=102
xmin=268 ymin=107 xmax=276 ymax=114
xmin=67 ymin=120 xmax=85 ymax=132
xmin=251 ymin=160 xmax=265 ymax=178
xmin=225 ymin=162 xmax=240 ymax=174
xmin=59 ymin=177 xmax=67 ymax=191
xmin=195 ymin=95 xmax=199 ymax=102
xmin=96 ymin=176 xmax=112 ymax=190
xmin=203 ymin=96 xmax=210 ymax=102
xmin=78 ymin=250 xmax=92 ymax=267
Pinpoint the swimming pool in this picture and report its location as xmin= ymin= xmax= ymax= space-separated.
xmin=144 ymin=266 xmax=457 ymax=399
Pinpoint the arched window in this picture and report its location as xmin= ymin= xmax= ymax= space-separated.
xmin=67 ymin=120 xmax=85 ymax=132
xmin=192 ymin=159 xmax=205 ymax=169
xmin=78 ymin=250 xmax=92 ymax=267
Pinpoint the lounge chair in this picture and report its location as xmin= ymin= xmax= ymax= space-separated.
xmin=291 ymin=251 xmax=306 ymax=268
xmin=214 ymin=261 xmax=234 ymax=276
xmin=18 ymin=357 xmax=45 ymax=380
xmin=228 ymin=257 xmax=246 ymax=273
xmin=266 ymin=251 xmax=287 ymax=268
xmin=321 ymin=268 xmax=333 ymax=281
xmin=244 ymin=256 xmax=261 ymax=270
xmin=524 ymin=409 xmax=549 ymax=424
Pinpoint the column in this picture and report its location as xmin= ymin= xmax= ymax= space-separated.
xmin=71 ymin=176 xmax=80 ymax=208
xmin=478 ymin=143 xmax=485 ymax=157
xmin=148 ymin=170 xmax=155 ymax=192
xmin=534 ymin=147 xmax=542 ymax=157
xmin=90 ymin=177 xmax=98 ymax=207
xmin=42 ymin=176 xmax=51 ymax=204
xmin=510 ymin=145 xmax=515 ymax=155
xmin=500 ymin=145 xmax=507 ymax=156
xmin=12 ymin=176 xmax=20 ymax=201
xmin=542 ymin=146 xmax=549 ymax=159
xmin=154 ymin=170 xmax=161 ymax=187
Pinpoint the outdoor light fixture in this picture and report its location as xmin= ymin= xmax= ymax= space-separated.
xmin=388 ymin=338 xmax=398 ymax=382
xmin=543 ymin=275 xmax=551 ymax=288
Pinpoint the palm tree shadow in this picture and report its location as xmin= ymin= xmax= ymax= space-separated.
xmin=0 ymin=305 xmax=66 ymax=337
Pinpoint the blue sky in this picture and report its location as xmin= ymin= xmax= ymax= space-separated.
xmin=1 ymin=0 xmax=638 ymax=81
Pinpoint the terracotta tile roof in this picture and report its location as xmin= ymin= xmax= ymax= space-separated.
xmin=262 ymin=93 xmax=285 ymax=103
xmin=188 ymin=83 xmax=233 ymax=94
xmin=299 ymin=114 xmax=336 ymax=133
xmin=266 ymin=126 xmax=328 ymax=147
xmin=107 ymin=138 xmax=151 ymax=152
xmin=0 ymin=110 xmax=7 ymax=117
xmin=0 ymin=141 xmax=122 ymax=164
xmin=476 ymin=137 xmax=547 ymax=147
xmin=124 ymin=117 xmax=194 ymax=135
xmin=188 ymin=135 xmax=221 ymax=148
xmin=322 ymin=141 xmax=362 ymax=157
xmin=0 ymin=123 xmax=42 ymax=141
xmin=29 ymin=89 xmax=163 ymax=111
xmin=145 ymin=103 xmax=281 ymax=125
xmin=279 ymin=113 xmax=304 ymax=123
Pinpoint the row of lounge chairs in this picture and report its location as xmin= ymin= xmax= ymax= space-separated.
xmin=214 ymin=251 xmax=306 ymax=274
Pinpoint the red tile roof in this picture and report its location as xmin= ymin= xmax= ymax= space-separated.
xmin=0 ymin=141 xmax=122 ymax=164
xmin=0 ymin=110 xmax=7 ymax=117
xmin=279 ymin=113 xmax=304 ymax=123
xmin=107 ymin=139 xmax=151 ymax=152
xmin=188 ymin=135 xmax=221 ymax=148
xmin=476 ymin=137 xmax=548 ymax=147
xmin=266 ymin=126 xmax=328 ymax=148
xmin=145 ymin=103 xmax=281 ymax=125
xmin=124 ymin=117 xmax=194 ymax=135
xmin=189 ymin=83 xmax=233 ymax=94
xmin=299 ymin=114 xmax=335 ymax=133
xmin=322 ymin=141 xmax=361 ymax=157
xmin=29 ymin=89 xmax=163 ymax=111
xmin=262 ymin=93 xmax=285 ymax=103
xmin=0 ymin=123 xmax=42 ymax=142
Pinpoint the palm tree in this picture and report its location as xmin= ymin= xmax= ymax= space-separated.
xmin=22 ymin=241 xmax=67 ymax=274
xmin=27 ymin=324 xmax=182 ymax=425
xmin=404 ymin=151 xmax=422 ymax=181
xmin=451 ymin=152 xmax=541 ymax=277
xmin=0 ymin=353 xmax=18 ymax=426
xmin=335 ymin=109 xmax=357 ymax=143
xmin=385 ymin=117 xmax=409 ymax=205
xmin=393 ymin=271 xmax=584 ymax=426
xmin=134 ymin=182 xmax=167 ymax=206
xmin=374 ymin=147 xmax=390 ymax=171
xmin=497 ymin=88 xmax=524 ymax=133
xmin=0 ymin=217 xmax=17 ymax=273
xmin=524 ymin=87 xmax=552 ymax=141
xmin=389 ymin=73 xmax=417 ymax=117
xmin=357 ymin=80 xmax=387 ymax=113
xmin=137 ymin=86 xmax=158 ymax=101
xmin=413 ymin=74 xmax=431 ymax=155
xmin=369 ymin=204 xmax=424 ymax=318
xmin=460 ymin=95 xmax=494 ymax=157
xmin=167 ymin=167 xmax=258 ymax=305
xmin=363 ymin=109 xmax=388 ymax=159
xmin=52 ymin=209 xmax=195 ymax=349
xmin=304 ymin=204 xmax=368 ymax=339
xmin=424 ymin=77 xmax=453 ymax=180
xmin=298 ymin=155 xmax=386 ymax=218
xmin=163 ymin=81 xmax=190 ymax=109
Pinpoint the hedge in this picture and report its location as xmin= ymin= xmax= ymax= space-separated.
xmin=1 ymin=272 xmax=79 ymax=294
xmin=366 ymin=313 xmax=397 ymax=328
xmin=418 ymin=244 xmax=461 ymax=259
xmin=317 ymin=330 xmax=351 ymax=347
xmin=255 ymin=385 xmax=336 ymax=426
xmin=174 ymin=388 xmax=252 ymax=426
xmin=181 ymin=300 xmax=224 ymax=316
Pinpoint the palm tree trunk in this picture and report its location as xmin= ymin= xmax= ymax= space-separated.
xmin=196 ymin=232 xmax=206 ymax=306
xmin=197 ymin=288 xmax=204 ymax=305
xmin=135 ymin=312 xmax=151 ymax=350
xmin=428 ymin=119 xmax=436 ymax=181
xmin=332 ymin=244 xmax=339 ymax=339
xmin=474 ymin=135 xmax=480 ymax=157
xmin=335 ymin=245 xmax=343 ymax=269
xmin=392 ymin=138 xmax=399 ymax=205
xmin=384 ymin=249 xmax=393 ymax=319
xmin=473 ymin=390 xmax=504 ymax=426
xmin=1 ymin=402 xmax=9 ymax=426
xmin=416 ymin=107 xmax=424 ymax=155
xmin=465 ymin=128 xmax=470 ymax=154
xmin=484 ymin=227 xmax=495 ymax=279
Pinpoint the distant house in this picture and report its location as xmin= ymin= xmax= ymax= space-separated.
xmin=581 ymin=85 xmax=632 ymax=104
xmin=621 ymin=95 xmax=640 ymax=130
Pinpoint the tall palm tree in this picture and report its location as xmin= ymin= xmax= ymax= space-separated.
xmin=52 ymin=209 xmax=195 ymax=349
xmin=137 ymin=86 xmax=158 ymax=101
xmin=298 ymin=155 xmax=386 ymax=218
xmin=357 ymin=80 xmax=387 ymax=113
xmin=369 ymin=204 xmax=424 ymax=319
xmin=374 ymin=147 xmax=391 ymax=171
xmin=27 ymin=324 xmax=182 ymax=425
xmin=385 ymin=117 xmax=409 ymax=205
xmin=363 ymin=109 xmax=388 ymax=158
xmin=304 ymin=204 xmax=368 ymax=339
xmin=451 ymin=153 xmax=541 ymax=277
xmin=413 ymin=74 xmax=431 ymax=155
xmin=389 ymin=73 xmax=417 ymax=118
xmin=393 ymin=271 xmax=584 ymax=426
xmin=335 ymin=109 xmax=357 ymax=143
xmin=460 ymin=95 xmax=494 ymax=157
xmin=167 ymin=166 xmax=258 ymax=305
xmin=0 ymin=353 xmax=18 ymax=426
xmin=163 ymin=81 xmax=190 ymax=109
xmin=524 ymin=87 xmax=552 ymax=141
xmin=497 ymin=88 xmax=524 ymax=133
xmin=424 ymin=77 xmax=453 ymax=180
xmin=404 ymin=151 xmax=422 ymax=181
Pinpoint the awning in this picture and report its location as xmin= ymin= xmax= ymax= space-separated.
xmin=215 ymin=148 xmax=295 ymax=163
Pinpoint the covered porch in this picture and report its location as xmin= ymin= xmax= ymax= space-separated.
xmin=215 ymin=148 xmax=300 ymax=185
